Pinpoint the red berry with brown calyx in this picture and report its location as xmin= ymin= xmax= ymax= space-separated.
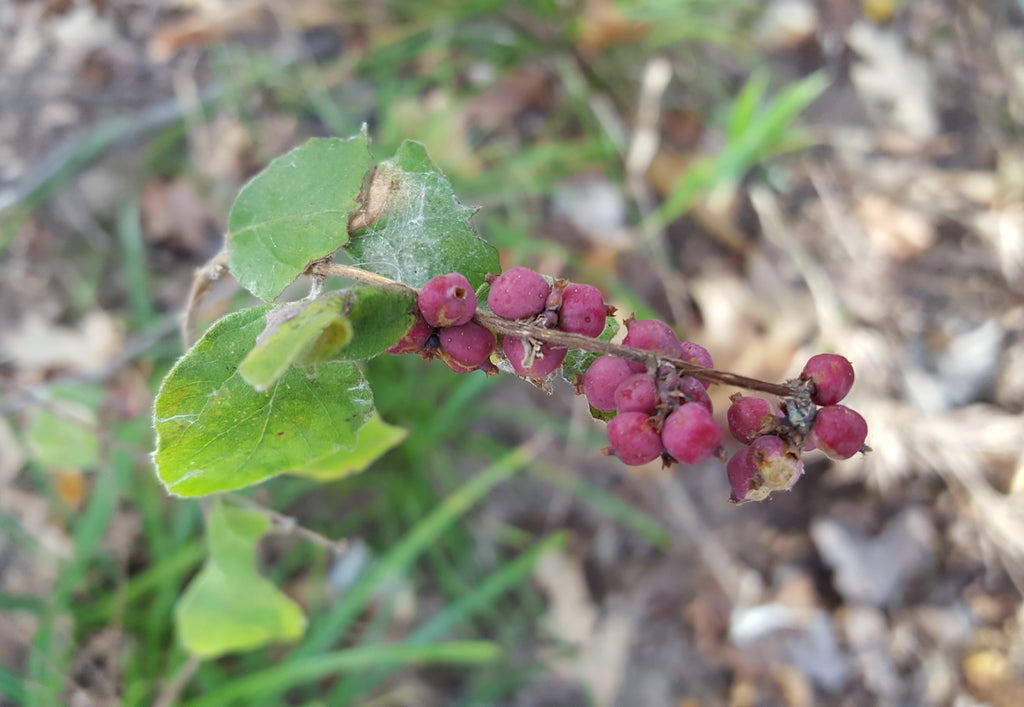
xmin=727 ymin=395 xmax=775 ymax=444
xmin=622 ymin=319 xmax=682 ymax=372
xmin=559 ymin=283 xmax=606 ymax=338
xmin=605 ymin=411 xmax=664 ymax=466
xmin=582 ymin=356 xmax=634 ymax=412
xmin=418 ymin=273 xmax=477 ymax=328
xmin=801 ymin=353 xmax=855 ymax=406
xmin=439 ymin=322 xmax=495 ymax=371
xmin=487 ymin=267 xmax=551 ymax=320
xmin=661 ymin=402 xmax=723 ymax=465
xmin=808 ymin=404 xmax=868 ymax=460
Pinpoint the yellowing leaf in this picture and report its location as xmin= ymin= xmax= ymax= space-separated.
xmin=175 ymin=502 xmax=307 ymax=658
xmin=290 ymin=413 xmax=406 ymax=481
xmin=153 ymin=307 xmax=373 ymax=497
xmin=239 ymin=298 xmax=353 ymax=391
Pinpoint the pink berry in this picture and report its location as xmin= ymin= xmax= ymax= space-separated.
xmin=582 ymin=356 xmax=634 ymax=412
xmin=418 ymin=273 xmax=476 ymax=328
xmin=727 ymin=396 xmax=774 ymax=444
xmin=808 ymin=404 xmax=867 ymax=460
xmin=559 ymin=284 xmax=606 ymax=338
xmin=679 ymin=340 xmax=713 ymax=388
xmin=661 ymin=402 xmax=723 ymax=465
xmin=606 ymin=411 xmax=664 ymax=466
xmin=487 ymin=267 xmax=551 ymax=320
xmin=439 ymin=322 xmax=495 ymax=371
xmin=386 ymin=315 xmax=435 ymax=355
xmin=614 ymin=373 xmax=658 ymax=414
xmin=622 ymin=319 xmax=682 ymax=372
xmin=679 ymin=340 xmax=713 ymax=368
xmin=678 ymin=375 xmax=713 ymax=414
xmin=726 ymin=446 xmax=760 ymax=504
xmin=801 ymin=353 xmax=855 ymax=406
xmin=503 ymin=337 xmax=567 ymax=378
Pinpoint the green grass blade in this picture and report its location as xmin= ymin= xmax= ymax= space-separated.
xmin=73 ymin=540 xmax=205 ymax=628
xmin=532 ymin=462 xmax=673 ymax=550
xmin=0 ymin=593 xmax=47 ymax=613
xmin=181 ymin=642 xmax=501 ymax=707
xmin=0 ymin=662 xmax=29 ymax=704
xmin=328 ymin=532 xmax=567 ymax=703
xmin=117 ymin=201 xmax=157 ymax=327
xmin=293 ymin=438 xmax=545 ymax=660
xmin=27 ymin=460 xmax=122 ymax=706
xmin=411 ymin=532 xmax=565 ymax=643
xmin=726 ymin=70 xmax=770 ymax=142
xmin=715 ymin=71 xmax=828 ymax=185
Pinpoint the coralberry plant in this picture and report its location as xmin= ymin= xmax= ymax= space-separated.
xmin=155 ymin=131 xmax=868 ymax=502
xmin=152 ymin=131 xmax=868 ymax=658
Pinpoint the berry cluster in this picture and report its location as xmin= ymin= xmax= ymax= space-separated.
xmin=387 ymin=267 xmax=612 ymax=377
xmin=725 ymin=354 xmax=868 ymax=503
xmin=386 ymin=272 xmax=498 ymax=374
xmin=387 ymin=270 xmax=869 ymax=505
xmin=581 ymin=319 xmax=721 ymax=467
xmin=488 ymin=267 xmax=611 ymax=377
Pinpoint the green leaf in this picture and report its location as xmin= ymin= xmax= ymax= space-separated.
xmin=561 ymin=316 xmax=620 ymax=380
xmin=289 ymin=413 xmax=406 ymax=481
xmin=239 ymin=298 xmax=353 ymax=391
xmin=345 ymin=140 xmax=500 ymax=289
xmin=175 ymin=502 xmax=306 ymax=658
xmin=228 ymin=134 xmax=372 ymax=302
xmin=153 ymin=307 xmax=374 ymax=496
xmin=329 ymin=286 xmax=416 ymax=360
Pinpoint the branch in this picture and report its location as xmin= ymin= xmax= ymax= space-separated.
xmin=227 ymin=494 xmax=350 ymax=555
xmin=182 ymin=248 xmax=231 ymax=347
xmin=312 ymin=262 xmax=799 ymax=398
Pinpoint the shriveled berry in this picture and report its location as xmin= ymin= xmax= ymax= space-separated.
xmin=679 ymin=341 xmax=713 ymax=388
xmin=622 ymin=319 xmax=682 ymax=372
xmin=503 ymin=337 xmax=567 ymax=378
xmin=386 ymin=315 xmax=435 ymax=355
xmin=606 ymin=411 xmax=664 ymax=466
xmin=559 ymin=284 xmax=606 ymax=338
xmin=418 ymin=273 xmax=476 ymax=328
xmin=487 ymin=267 xmax=550 ymax=320
xmin=750 ymin=434 xmax=804 ymax=490
xmin=439 ymin=322 xmax=495 ymax=371
xmin=808 ymin=404 xmax=867 ymax=459
xmin=661 ymin=402 xmax=723 ymax=465
xmin=614 ymin=373 xmax=658 ymax=414
xmin=801 ymin=353 xmax=855 ymax=406
xmin=582 ymin=356 xmax=634 ymax=412
xmin=727 ymin=395 xmax=775 ymax=444
xmin=727 ymin=435 xmax=804 ymax=503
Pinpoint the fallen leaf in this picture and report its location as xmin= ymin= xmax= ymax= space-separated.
xmin=811 ymin=506 xmax=937 ymax=607
xmin=3 ymin=310 xmax=122 ymax=375
xmin=848 ymin=20 xmax=938 ymax=137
